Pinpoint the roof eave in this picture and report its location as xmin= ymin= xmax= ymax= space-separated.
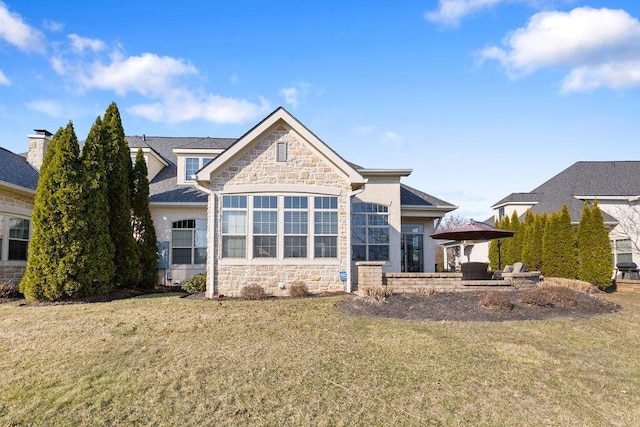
xmin=0 ymin=180 xmax=36 ymax=196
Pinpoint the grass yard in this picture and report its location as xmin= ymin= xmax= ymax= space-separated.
xmin=1 ymin=291 xmax=640 ymax=426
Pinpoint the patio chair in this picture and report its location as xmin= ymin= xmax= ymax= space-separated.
xmin=461 ymin=262 xmax=491 ymax=280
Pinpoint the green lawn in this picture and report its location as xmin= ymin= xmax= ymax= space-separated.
xmin=1 ymin=291 xmax=640 ymax=426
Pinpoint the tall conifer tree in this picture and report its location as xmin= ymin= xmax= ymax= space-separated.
xmin=20 ymin=123 xmax=86 ymax=300
xmin=132 ymin=148 xmax=159 ymax=288
xmin=578 ymin=201 xmax=614 ymax=288
xmin=506 ymin=211 xmax=523 ymax=265
xmin=79 ymin=117 xmax=115 ymax=294
xmin=103 ymin=102 xmax=140 ymax=287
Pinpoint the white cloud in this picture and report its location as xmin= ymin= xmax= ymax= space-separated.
xmin=25 ymin=99 xmax=64 ymax=117
xmin=280 ymin=87 xmax=299 ymax=108
xmin=128 ymin=92 xmax=270 ymax=124
xmin=0 ymin=2 xmax=46 ymax=53
xmin=425 ymin=0 xmax=504 ymax=27
xmin=479 ymin=7 xmax=640 ymax=92
xmin=279 ymin=82 xmax=310 ymax=108
xmin=0 ymin=69 xmax=9 ymax=85
xmin=382 ymin=131 xmax=403 ymax=148
xmin=353 ymin=125 xmax=375 ymax=135
xmin=43 ymin=19 xmax=64 ymax=32
xmin=68 ymin=34 xmax=105 ymax=53
xmin=74 ymin=51 xmax=197 ymax=96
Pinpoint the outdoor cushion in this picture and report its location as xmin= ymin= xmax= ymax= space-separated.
xmin=512 ymin=262 xmax=524 ymax=273
xmin=503 ymin=265 xmax=513 ymax=273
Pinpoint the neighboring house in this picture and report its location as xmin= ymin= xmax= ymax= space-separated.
xmin=0 ymin=131 xmax=45 ymax=283
xmin=465 ymin=161 xmax=640 ymax=268
xmin=1 ymin=108 xmax=456 ymax=295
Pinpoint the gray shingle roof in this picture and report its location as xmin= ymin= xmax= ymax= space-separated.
xmin=493 ymin=161 xmax=640 ymax=223
xmin=126 ymin=136 xmax=236 ymax=203
xmin=401 ymin=184 xmax=456 ymax=208
xmin=0 ymin=147 xmax=39 ymax=191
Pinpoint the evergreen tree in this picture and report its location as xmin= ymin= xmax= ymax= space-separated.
xmin=103 ymin=102 xmax=140 ymax=287
xmin=499 ymin=215 xmax=513 ymax=266
xmin=506 ymin=211 xmax=523 ymax=265
xmin=529 ymin=213 xmax=546 ymax=272
xmin=577 ymin=202 xmax=592 ymax=279
xmin=132 ymin=148 xmax=159 ymax=289
xmin=542 ymin=205 xmax=578 ymax=279
xmin=521 ymin=210 xmax=536 ymax=267
xmin=489 ymin=219 xmax=500 ymax=269
xmin=78 ymin=117 xmax=115 ymax=295
xmin=578 ymin=201 xmax=614 ymax=289
xmin=20 ymin=123 xmax=86 ymax=301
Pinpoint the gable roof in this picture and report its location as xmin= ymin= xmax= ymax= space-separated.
xmin=196 ymin=107 xmax=365 ymax=186
xmin=126 ymin=135 xmax=236 ymax=203
xmin=0 ymin=147 xmax=39 ymax=193
xmin=492 ymin=161 xmax=640 ymax=223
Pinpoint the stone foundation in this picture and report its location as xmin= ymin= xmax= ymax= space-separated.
xmin=0 ymin=264 xmax=26 ymax=287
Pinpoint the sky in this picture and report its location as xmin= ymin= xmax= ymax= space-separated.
xmin=1 ymin=0 xmax=640 ymax=221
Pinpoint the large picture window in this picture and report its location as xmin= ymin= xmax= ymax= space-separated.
xmin=171 ymin=219 xmax=207 ymax=264
xmin=611 ymin=238 xmax=633 ymax=265
xmin=220 ymin=194 xmax=339 ymax=260
xmin=351 ymin=203 xmax=389 ymax=261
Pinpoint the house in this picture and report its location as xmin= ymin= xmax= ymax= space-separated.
xmin=464 ymin=161 xmax=640 ymax=268
xmin=1 ymin=107 xmax=456 ymax=296
xmin=0 ymin=131 xmax=43 ymax=284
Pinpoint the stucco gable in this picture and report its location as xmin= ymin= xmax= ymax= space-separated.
xmin=196 ymin=107 xmax=364 ymax=188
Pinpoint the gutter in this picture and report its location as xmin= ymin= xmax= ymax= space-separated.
xmin=345 ymin=184 xmax=366 ymax=293
xmin=194 ymin=181 xmax=216 ymax=299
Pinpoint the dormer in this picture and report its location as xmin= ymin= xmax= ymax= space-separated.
xmin=129 ymin=146 xmax=169 ymax=182
xmin=175 ymin=148 xmax=225 ymax=185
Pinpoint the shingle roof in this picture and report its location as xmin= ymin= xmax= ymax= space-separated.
xmin=401 ymin=184 xmax=456 ymax=208
xmin=0 ymin=147 xmax=39 ymax=191
xmin=493 ymin=161 xmax=640 ymax=223
xmin=125 ymin=136 xmax=236 ymax=203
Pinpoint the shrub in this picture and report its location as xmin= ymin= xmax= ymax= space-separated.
xmin=362 ymin=286 xmax=392 ymax=301
xmin=241 ymin=284 xmax=266 ymax=300
xmin=289 ymin=281 xmax=310 ymax=298
xmin=181 ymin=274 xmax=206 ymax=294
xmin=518 ymin=288 xmax=554 ymax=307
xmin=480 ymin=291 xmax=513 ymax=311
xmin=416 ymin=287 xmax=439 ymax=296
xmin=544 ymin=286 xmax=577 ymax=307
xmin=0 ymin=280 xmax=19 ymax=298
xmin=540 ymin=277 xmax=601 ymax=294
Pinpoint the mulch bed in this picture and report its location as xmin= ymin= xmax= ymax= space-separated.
xmin=336 ymin=290 xmax=621 ymax=322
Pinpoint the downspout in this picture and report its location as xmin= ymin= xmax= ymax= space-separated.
xmin=194 ymin=181 xmax=216 ymax=299
xmin=346 ymin=184 xmax=366 ymax=293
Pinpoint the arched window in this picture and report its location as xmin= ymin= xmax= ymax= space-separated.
xmin=171 ymin=219 xmax=207 ymax=264
xmin=351 ymin=203 xmax=389 ymax=261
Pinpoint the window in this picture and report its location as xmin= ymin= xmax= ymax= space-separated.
xmin=171 ymin=219 xmax=207 ymax=264
xmin=222 ymin=195 xmax=247 ymax=258
xmin=315 ymin=197 xmax=338 ymax=257
xmin=220 ymin=194 xmax=339 ymax=260
xmin=276 ymin=141 xmax=287 ymax=162
xmin=185 ymin=157 xmax=215 ymax=181
xmin=4 ymin=217 xmax=30 ymax=261
xmin=185 ymin=158 xmax=200 ymax=181
xmin=253 ymin=196 xmax=278 ymax=258
xmin=498 ymin=207 xmax=505 ymax=221
xmin=611 ymin=238 xmax=633 ymax=265
xmin=284 ymin=196 xmax=308 ymax=258
xmin=352 ymin=203 xmax=389 ymax=261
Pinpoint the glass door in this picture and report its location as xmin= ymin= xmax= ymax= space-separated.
xmin=401 ymin=224 xmax=424 ymax=272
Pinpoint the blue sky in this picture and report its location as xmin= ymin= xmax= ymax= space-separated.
xmin=2 ymin=1 xmax=639 ymax=220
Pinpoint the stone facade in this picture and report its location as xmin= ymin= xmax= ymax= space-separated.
xmin=0 ymin=187 xmax=35 ymax=284
xmin=209 ymin=124 xmax=353 ymax=297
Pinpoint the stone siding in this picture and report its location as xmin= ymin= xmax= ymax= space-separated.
xmin=1 ymin=188 xmax=34 ymax=284
xmin=0 ymin=188 xmax=34 ymax=211
xmin=209 ymin=124 xmax=352 ymax=296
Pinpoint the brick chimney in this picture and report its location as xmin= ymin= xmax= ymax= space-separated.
xmin=27 ymin=129 xmax=53 ymax=170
